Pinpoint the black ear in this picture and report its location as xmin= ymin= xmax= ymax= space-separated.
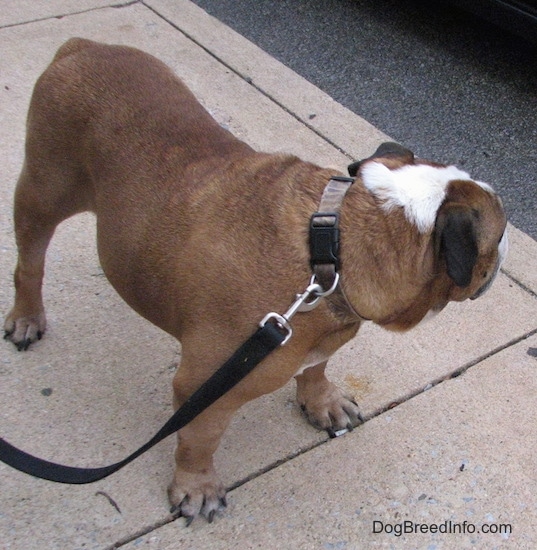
xmin=348 ymin=142 xmax=415 ymax=177
xmin=347 ymin=159 xmax=362 ymax=177
xmin=436 ymin=205 xmax=479 ymax=287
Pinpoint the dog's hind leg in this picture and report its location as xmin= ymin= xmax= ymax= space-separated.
xmin=4 ymin=160 xmax=90 ymax=350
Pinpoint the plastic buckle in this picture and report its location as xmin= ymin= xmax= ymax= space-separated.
xmin=309 ymin=212 xmax=340 ymax=270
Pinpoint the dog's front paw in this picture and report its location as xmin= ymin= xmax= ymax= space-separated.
xmin=3 ymin=310 xmax=46 ymax=351
xmin=168 ymin=467 xmax=227 ymax=526
xmin=296 ymin=375 xmax=363 ymax=436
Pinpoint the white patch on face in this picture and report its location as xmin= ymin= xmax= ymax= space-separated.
xmin=361 ymin=162 xmax=483 ymax=233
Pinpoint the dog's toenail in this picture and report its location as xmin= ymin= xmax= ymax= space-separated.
xmin=184 ymin=515 xmax=195 ymax=527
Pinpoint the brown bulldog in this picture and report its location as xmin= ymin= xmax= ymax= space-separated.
xmin=3 ymin=39 xmax=507 ymax=523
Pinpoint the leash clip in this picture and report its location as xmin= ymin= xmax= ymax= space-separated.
xmin=259 ymin=274 xmax=339 ymax=346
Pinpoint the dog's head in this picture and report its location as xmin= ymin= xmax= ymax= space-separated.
xmin=349 ymin=142 xmax=508 ymax=304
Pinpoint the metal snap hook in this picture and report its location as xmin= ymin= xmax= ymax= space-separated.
xmin=259 ymin=275 xmax=339 ymax=346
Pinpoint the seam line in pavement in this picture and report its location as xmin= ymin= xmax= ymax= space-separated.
xmin=501 ymin=268 xmax=537 ymax=300
xmin=141 ymin=1 xmax=354 ymax=161
xmin=0 ymin=1 xmax=138 ymax=30
xmin=227 ymin=329 xmax=537 ymax=489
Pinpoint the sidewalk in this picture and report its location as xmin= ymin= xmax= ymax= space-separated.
xmin=1 ymin=1 xmax=536 ymax=548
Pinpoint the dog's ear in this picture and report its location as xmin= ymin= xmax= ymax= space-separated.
xmin=348 ymin=142 xmax=414 ymax=177
xmin=435 ymin=203 xmax=479 ymax=287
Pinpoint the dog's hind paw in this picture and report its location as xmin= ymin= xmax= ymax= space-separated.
xmin=168 ymin=468 xmax=227 ymax=525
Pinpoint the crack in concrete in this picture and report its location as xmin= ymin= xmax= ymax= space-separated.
xmin=0 ymin=1 xmax=139 ymax=30
xmin=501 ymin=268 xmax=537 ymax=300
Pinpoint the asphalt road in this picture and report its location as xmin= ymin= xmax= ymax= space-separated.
xmin=192 ymin=0 xmax=537 ymax=240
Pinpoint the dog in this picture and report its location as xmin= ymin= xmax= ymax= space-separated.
xmin=3 ymin=39 xmax=507 ymax=523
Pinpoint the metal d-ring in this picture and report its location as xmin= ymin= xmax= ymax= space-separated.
xmin=309 ymin=271 xmax=340 ymax=298
xmin=259 ymin=273 xmax=340 ymax=346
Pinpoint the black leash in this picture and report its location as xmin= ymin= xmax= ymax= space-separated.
xmin=0 ymin=175 xmax=355 ymax=485
xmin=0 ymin=323 xmax=285 ymax=483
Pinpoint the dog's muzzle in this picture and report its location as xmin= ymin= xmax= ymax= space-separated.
xmin=471 ymin=229 xmax=508 ymax=300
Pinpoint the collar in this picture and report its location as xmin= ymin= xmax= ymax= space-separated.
xmin=309 ymin=176 xmax=370 ymax=322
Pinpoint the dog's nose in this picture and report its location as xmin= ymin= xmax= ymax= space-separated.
xmin=470 ymin=283 xmax=489 ymax=300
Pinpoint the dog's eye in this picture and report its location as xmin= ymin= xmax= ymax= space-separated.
xmin=483 ymin=271 xmax=488 ymax=279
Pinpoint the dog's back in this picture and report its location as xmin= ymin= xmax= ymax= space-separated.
xmin=29 ymin=38 xmax=250 ymax=188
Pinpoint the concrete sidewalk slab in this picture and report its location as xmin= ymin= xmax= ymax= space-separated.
xmin=0 ymin=1 xmax=535 ymax=549
xmin=124 ymin=335 xmax=537 ymax=549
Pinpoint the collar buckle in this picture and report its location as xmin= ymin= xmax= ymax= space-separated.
xmin=309 ymin=212 xmax=341 ymax=271
xmin=309 ymin=176 xmax=355 ymax=281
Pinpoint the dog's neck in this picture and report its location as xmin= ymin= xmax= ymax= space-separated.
xmin=337 ymin=176 xmax=446 ymax=331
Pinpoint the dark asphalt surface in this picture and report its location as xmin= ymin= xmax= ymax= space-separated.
xmin=192 ymin=0 xmax=537 ymax=240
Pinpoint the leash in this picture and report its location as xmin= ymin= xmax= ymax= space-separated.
xmin=0 ymin=322 xmax=286 ymax=483
xmin=0 ymin=176 xmax=355 ymax=484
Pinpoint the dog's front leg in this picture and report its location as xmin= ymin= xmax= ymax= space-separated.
xmin=295 ymin=361 xmax=364 ymax=436
xmin=168 ymin=337 xmax=311 ymax=524
xmin=168 ymin=410 xmax=230 ymax=525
